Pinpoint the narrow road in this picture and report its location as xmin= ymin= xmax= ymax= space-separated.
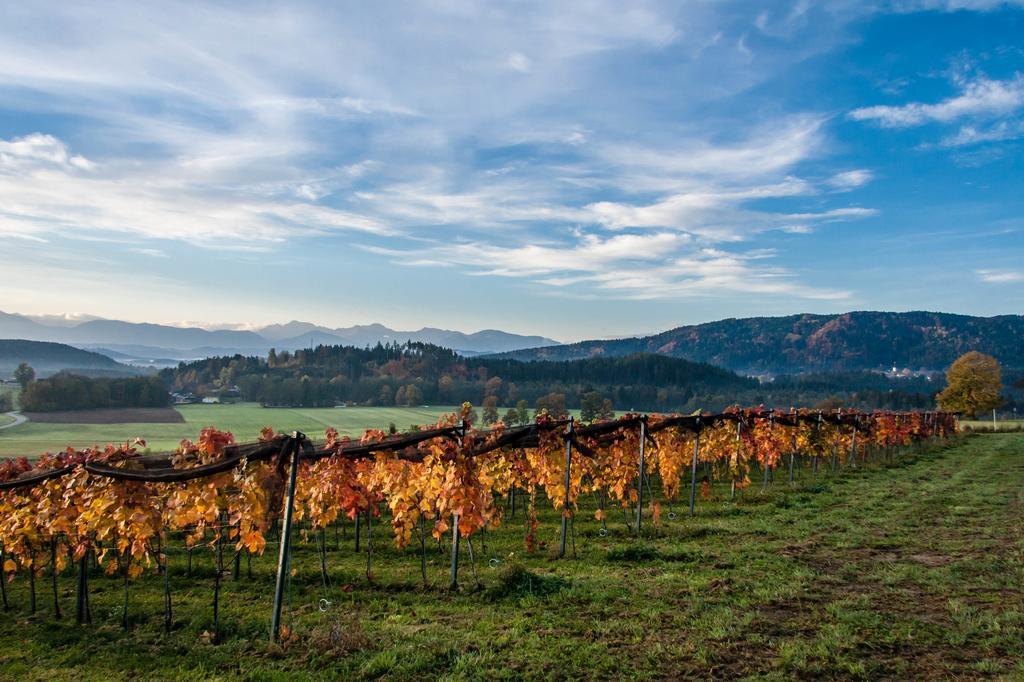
xmin=0 ymin=411 xmax=27 ymax=430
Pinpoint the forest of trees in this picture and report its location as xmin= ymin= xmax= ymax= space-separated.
xmin=162 ymin=342 xmax=755 ymax=413
xmin=162 ymin=341 xmax=947 ymax=415
xmin=20 ymin=372 xmax=170 ymax=412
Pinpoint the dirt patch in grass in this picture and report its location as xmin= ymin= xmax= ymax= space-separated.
xmin=23 ymin=407 xmax=185 ymax=424
xmin=909 ymin=552 xmax=954 ymax=567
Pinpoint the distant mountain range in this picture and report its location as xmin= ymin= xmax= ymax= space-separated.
xmin=4 ymin=310 xmax=1020 ymax=377
xmin=0 ymin=311 xmax=559 ymax=364
xmin=0 ymin=339 xmax=140 ymax=378
xmin=495 ymin=311 xmax=1024 ymax=374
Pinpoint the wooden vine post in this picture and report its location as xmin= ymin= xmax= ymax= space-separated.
xmin=270 ymin=433 xmax=302 ymax=643
xmin=558 ymin=417 xmax=575 ymax=558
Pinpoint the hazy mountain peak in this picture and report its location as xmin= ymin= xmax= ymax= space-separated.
xmin=0 ymin=310 xmax=560 ymax=362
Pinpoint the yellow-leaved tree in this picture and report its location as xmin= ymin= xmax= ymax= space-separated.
xmin=937 ymin=351 xmax=1003 ymax=418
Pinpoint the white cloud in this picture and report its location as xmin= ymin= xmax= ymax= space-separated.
xmin=977 ymin=269 xmax=1024 ymax=283
xmin=0 ymin=133 xmax=94 ymax=170
xmin=888 ymin=0 xmax=1024 ymax=11
xmin=827 ymin=169 xmax=874 ymax=190
xmin=130 ymin=248 xmax=168 ymax=258
xmin=850 ymin=75 xmax=1024 ymax=127
xmin=362 ymin=232 xmax=851 ymax=302
xmin=0 ymin=3 xmax=888 ymax=305
xmin=0 ymin=133 xmax=391 ymax=245
xmin=506 ymin=52 xmax=532 ymax=72
xmin=939 ymin=119 xmax=1024 ymax=146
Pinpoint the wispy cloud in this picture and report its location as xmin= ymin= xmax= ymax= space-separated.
xmin=939 ymin=119 xmax=1024 ymax=146
xmin=850 ymin=74 xmax=1024 ymax=127
xmin=362 ymin=232 xmax=851 ymax=302
xmin=826 ymin=169 xmax=874 ymax=191
xmin=0 ymin=0 xmax=1018 ymax=327
xmin=977 ymin=269 xmax=1024 ymax=283
xmin=888 ymin=0 xmax=1024 ymax=11
xmin=0 ymin=133 xmax=391 ymax=244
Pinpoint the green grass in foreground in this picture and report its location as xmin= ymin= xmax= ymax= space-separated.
xmin=0 ymin=434 xmax=1021 ymax=680
xmin=0 ymin=403 xmax=465 ymax=457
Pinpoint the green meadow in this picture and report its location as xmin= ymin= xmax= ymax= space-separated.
xmin=0 ymin=403 xmax=464 ymax=458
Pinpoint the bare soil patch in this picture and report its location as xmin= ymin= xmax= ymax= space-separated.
xmin=23 ymin=407 xmax=185 ymax=424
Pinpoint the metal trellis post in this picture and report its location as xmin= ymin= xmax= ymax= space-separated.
xmin=689 ymin=419 xmax=702 ymax=516
xmin=558 ymin=417 xmax=575 ymax=558
xmin=270 ymin=433 xmax=301 ymax=643
xmin=731 ymin=420 xmax=741 ymax=500
xmin=449 ymin=419 xmax=468 ymax=588
xmin=635 ymin=417 xmax=647 ymax=534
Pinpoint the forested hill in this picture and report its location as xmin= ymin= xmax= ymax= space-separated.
xmin=0 ymin=339 xmax=135 ymax=377
xmin=162 ymin=342 xmax=940 ymax=413
xmin=163 ymin=343 xmax=758 ymax=411
xmin=495 ymin=311 xmax=1024 ymax=374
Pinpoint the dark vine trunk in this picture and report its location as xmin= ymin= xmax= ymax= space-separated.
xmin=29 ymin=551 xmax=36 ymax=615
xmin=50 ymin=539 xmax=61 ymax=619
xmin=75 ymin=553 xmax=91 ymax=624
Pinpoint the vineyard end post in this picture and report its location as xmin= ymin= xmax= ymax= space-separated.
xmin=448 ymin=514 xmax=461 ymax=590
xmin=730 ymin=420 xmax=740 ymax=501
xmin=635 ymin=416 xmax=647 ymax=535
xmin=558 ymin=417 xmax=575 ymax=558
xmin=688 ymin=420 xmax=701 ymax=517
xmin=270 ymin=434 xmax=301 ymax=643
xmin=789 ymin=429 xmax=797 ymax=485
xmin=449 ymin=419 xmax=468 ymax=589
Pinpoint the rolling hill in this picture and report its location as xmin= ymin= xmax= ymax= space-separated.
xmin=0 ymin=339 xmax=139 ymax=377
xmin=496 ymin=311 xmax=1024 ymax=374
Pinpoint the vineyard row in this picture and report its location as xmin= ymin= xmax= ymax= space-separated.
xmin=0 ymin=406 xmax=959 ymax=639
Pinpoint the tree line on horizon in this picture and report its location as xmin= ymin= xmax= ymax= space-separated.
xmin=161 ymin=341 xmax=963 ymax=414
xmin=6 ymin=343 xmax=1018 ymax=417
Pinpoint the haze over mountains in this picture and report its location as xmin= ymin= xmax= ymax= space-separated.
xmin=2 ymin=310 xmax=1022 ymax=378
xmin=0 ymin=339 xmax=136 ymax=377
xmin=0 ymin=311 xmax=559 ymax=363
xmin=496 ymin=312 xmax=1024 ymax=375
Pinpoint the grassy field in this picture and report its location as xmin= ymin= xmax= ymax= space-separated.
xmin=0 ymin=434 xmax=1020 ymax=679
xmin=962 ymin=419 xmax=1023 ymax=432
xmin=0 ymin=403 xmax=468 ymax=457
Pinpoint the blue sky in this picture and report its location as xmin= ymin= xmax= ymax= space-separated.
xmin=0 ymin=1 xmax=1022 ymax=342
